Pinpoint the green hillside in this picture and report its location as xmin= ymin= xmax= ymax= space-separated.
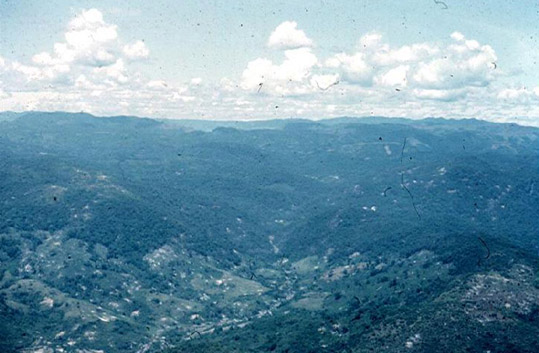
xmin=1 ymin=112 xmax=538 ymax=353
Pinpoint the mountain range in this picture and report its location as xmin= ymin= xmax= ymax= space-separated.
xmin=1 ymin=112 xmax=538 ymax=353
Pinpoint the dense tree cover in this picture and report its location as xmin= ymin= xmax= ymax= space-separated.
xmin=0 ymin=112 xmax=538 ymax=352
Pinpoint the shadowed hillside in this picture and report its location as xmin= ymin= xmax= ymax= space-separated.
xmin=1 ymin=112 xmax=538 ymax=353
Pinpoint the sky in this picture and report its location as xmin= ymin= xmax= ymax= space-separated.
xmin=1 ymin=0 xmax=538 ymax=125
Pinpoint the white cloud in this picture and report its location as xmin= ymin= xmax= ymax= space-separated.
xmin=412 ymin=35 xmax=497 ymax=90
xmin=4 ymin=8 xmax=149 ymax=87
xmin=11 ymin=62 xmax=43 ymax=80
xmin=375 ymin=65 xmax=409 ymax=87
xmin=1 ymin=11 xmax=537 ymax=127
xmin=240 ymin=58 xmax=272 ymax=89
xmin=371 ymin=43 xmax=439 ymax=66
xmin=224 ymin=28 xmax=537 ymax=124
xmin=497 ymin=87 xmax=539 ymax=102
xmin=69 ymin=8 xmax=106 ymax=29
xmin=32 ymin=52 xmax=55 ymax=66
xmin=267 ymin=21 xmax=313 ymax=50
xmin=0 ymin=9 xmax=202 ymax=117
xmin=413 ymin=88 xmax=467 ymax=101
xmin=75 ymin=74 xmax=105 ymax=90
xmin=93 ymin=58 xmax=128 ymax=84
xmin=58 ymin=8 xmax=118 ymax=66
xmin=359 ymin=32 xmax=383 ymax=49
xmin=240 ymin=47 xmax=318 ymax=95
xmin=326 ymin=32 xmax=498 ymax=94
xmin=191 ymin=77 xmax=202 ymax=85
xmin=123 ymin=40 xmax=149 ymax=60
xmin=450 ymin=31 xmax=465 ymax=42
xmin=325 ymin=52 xmax=372 ymax=85
xmin=310 ymin=73 xmax=340 ymax=89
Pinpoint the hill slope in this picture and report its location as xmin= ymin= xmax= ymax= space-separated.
xmin=1 ymin=112 xmax=538 ymax=352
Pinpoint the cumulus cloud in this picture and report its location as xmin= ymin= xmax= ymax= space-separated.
xmin=324 ymin=31 xmax=499 ymax=103
xmin=240 ymin=47 xmax=318 ymax=95
xmin=123 ymin=40 xmax=149 ymax=60
xmin=413 ymin=88 xmax=467 ymax=101
xmin=2 ymin=8 xmax=150 ymax=87
xmin=267 ymin=21 xmax=313 ymax=50
xmin=497 ymin=86 xmax=539 ymax=103
xmin=412 ymin=32 xmax=497 ymax=90
xmin=0 ymin=8 xmax=204 ymax=117
xmin=223 ymin=28 xmax=538 ymax=125
xmin=371 ymin=43 xmax=440 ymax=67
xmin=325 ymin=52 xmax=372 ymax=85
xmin=359 ymin=32 xmax=383 ymax=49
xmin=93 ymin=58 xmax=128 ymax=84
xmin=375 ymin=65 xmax=409 ymax=87
xmin=191 ymin=77 xmax=202 ymax=85
xmin=43 ymin=8 xmax=118 ymax=68
xmin=310 ymin=73 xmax=340 ymax=89
xmin=1 ymin=11 xmax=537 ymax=126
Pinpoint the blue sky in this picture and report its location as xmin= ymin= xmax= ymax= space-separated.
xmin=1 ymin=0 xmax=538 ymax=125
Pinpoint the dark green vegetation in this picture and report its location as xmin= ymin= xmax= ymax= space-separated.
xmin=0 ymin=112 xmax=538 ymax=353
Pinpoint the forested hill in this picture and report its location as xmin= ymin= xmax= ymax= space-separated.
xmin=1 ymin=112 xmax=538 ymax=353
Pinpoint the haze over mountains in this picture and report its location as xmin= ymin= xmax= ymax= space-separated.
xmin=1 ymin=112 xmax=538 ymax=353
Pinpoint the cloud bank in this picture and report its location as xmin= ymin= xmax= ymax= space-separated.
xmin=0 ymin=11 xmax=538 ymax=126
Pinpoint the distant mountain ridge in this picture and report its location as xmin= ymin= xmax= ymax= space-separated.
xmin=1 ymin=111 xmax=538 ymax=353
xmin=1 ymin=110 xmax=531 ymax=130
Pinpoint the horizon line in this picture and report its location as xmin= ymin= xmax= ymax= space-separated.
xmin=2 ymin=110 xmax=537 ymax=128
